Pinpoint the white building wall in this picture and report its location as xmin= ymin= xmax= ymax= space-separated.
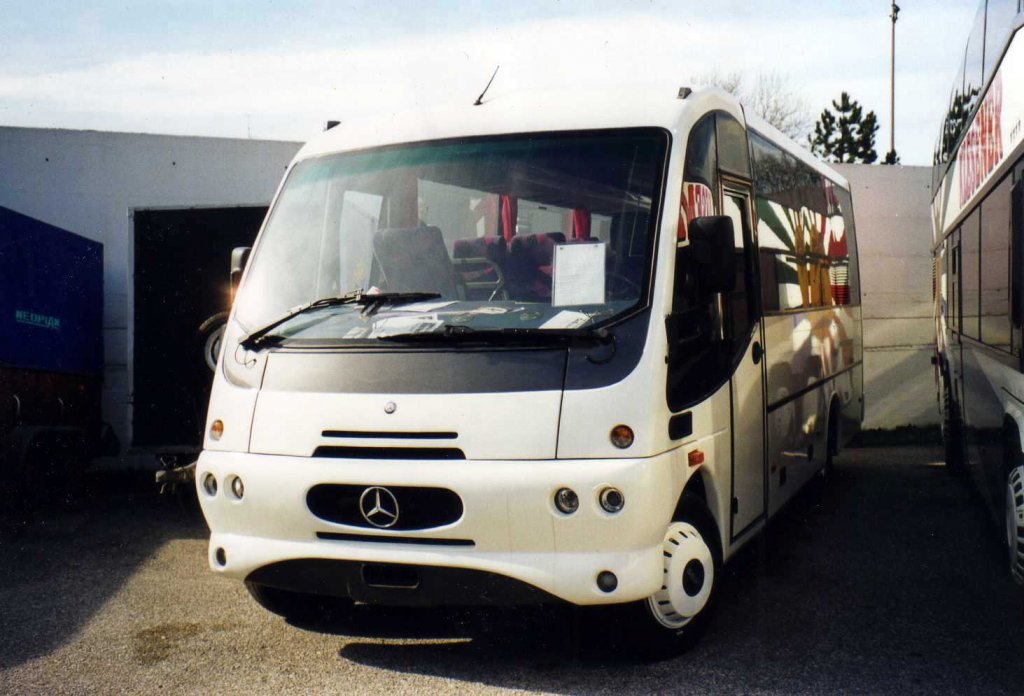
xmin=0 ymin=127 xmax=301 ymax=451
xmin=834 ymin=163 xmax=937 ymax=430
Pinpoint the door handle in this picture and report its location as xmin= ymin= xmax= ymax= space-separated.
xmin=752 ymin=341 xmax=763 ymax=364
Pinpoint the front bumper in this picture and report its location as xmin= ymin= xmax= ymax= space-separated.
xmin=197 ymin=450 xmax=681 ymax=606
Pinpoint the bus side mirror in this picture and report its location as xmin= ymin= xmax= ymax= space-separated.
xmin=230 ymin=246 xmax=251 ymax=294
xmin=689 ymin=216 xmax=736 ymax=294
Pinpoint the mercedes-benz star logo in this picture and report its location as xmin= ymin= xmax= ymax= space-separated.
xmin=359 ymin=486 xmax=400 ymax=528
xmin=384 ymin=401 xmax=397 ymax=414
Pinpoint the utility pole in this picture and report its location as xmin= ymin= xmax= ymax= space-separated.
xmin=887 ymin=2 xmax=900 ymax=164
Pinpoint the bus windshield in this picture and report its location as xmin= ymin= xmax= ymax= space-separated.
xmin=233 ymin=129 xmax=667 ymax=343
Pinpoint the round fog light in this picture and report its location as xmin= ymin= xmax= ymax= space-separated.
xmin=209 ymin=419 xmax=224 ymax=441
xmin=201 ymin=473 xmax=218 ymax=497
xmin=597 ymin=570 xmax=618 ymax=593
xmin=554 ymin=487 xmax=579 ymax=515
xmin=610 ymin=424 xmax=634 ymax=449
xmin=230 ymin=476 xmax=244 ymax=500
xmin=599 ymin=487 xmax=625 ymax=513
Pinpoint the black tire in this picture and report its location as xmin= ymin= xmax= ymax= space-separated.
xmin=244 ymin=581 xmax=354 ymax=624
xmin=941 ymin=370 xmax=965 ymax=473
xmin=614 ymin=495 xmax=722 ymax=660
xmin=1006 ymin=464 xmax=1024 ymax=585
xmin=197 ymin=311 xmax=229 ymax=375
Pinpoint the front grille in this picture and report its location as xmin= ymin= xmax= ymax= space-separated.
xmin=307 ymin=483 xmax=464 ymax=531
xmin=317 ymin=531 xmax=474 ymax=547
xmin=312 ymin=446 xmax=466 ymax=460
xmin=322 ymin=430 xmax=458 ymax=440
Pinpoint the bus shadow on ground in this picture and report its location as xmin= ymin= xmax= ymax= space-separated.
xmin=332 ymin=450 xmax=1024 ymax=694
xmin=0 ymin=470 xmax=205 ymax=671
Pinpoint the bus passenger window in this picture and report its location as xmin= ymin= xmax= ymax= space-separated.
xmin=962 ymin=210 xmax=980 ymax=339
xmin=980 ymin=176 xmax=1013 ymax=349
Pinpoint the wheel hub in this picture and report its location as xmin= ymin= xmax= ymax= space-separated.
xmin=647 ymin=521 xmax=714 ymax=629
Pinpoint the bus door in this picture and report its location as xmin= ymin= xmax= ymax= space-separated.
xmin=722 ymin=183 xmax=767 ymax=538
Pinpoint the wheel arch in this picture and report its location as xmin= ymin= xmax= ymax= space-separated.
xmin=674 ymin=465 xmax=727 ymax=556
xmin=1003 ymin=411 xmax=1024 ymax=474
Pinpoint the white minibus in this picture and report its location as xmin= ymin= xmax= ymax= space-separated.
xmin=198 ymin=84 xmax=862 ymax=655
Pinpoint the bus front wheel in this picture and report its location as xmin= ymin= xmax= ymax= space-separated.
xmin=619 ymin=495 xmax=721 ymax=659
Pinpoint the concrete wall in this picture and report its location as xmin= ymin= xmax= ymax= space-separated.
xmin=833 ymin=164 xmax=937 ymax=429
xmin=0 ymin=127 xmax=301 ymax=451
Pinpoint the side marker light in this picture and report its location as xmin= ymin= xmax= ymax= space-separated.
xmin=610 ymin=425 xmax=634 ymax=449
xmin=688 ymin=449 xmax=705 ymax=467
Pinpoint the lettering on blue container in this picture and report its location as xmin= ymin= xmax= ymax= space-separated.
xmin=15 ymin=309 xmax=61 ymax=330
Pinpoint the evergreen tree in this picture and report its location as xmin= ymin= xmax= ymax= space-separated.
xmin=808 ymin=92 xmax=879 ymax=164
xmin=883 ymin=149 xmax=901 ymax=165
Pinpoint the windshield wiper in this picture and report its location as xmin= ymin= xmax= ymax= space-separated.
xmin=239 ymin=291 xmax=441 ymax=351
xmin=358 ymin=292 xmax=442 ymax=317
xmin=378 ymin=324 xmax=612 ymax=344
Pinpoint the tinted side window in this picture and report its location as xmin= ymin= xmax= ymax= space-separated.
xmin=986 ymin=0 xmax=1021 ymax=80
xmin=962 ymin=209 xmax=981 ymax=338
xmin=946 ymin=240 xmax=953 ymax=327
xmin=834 ymin=188 xmax=861 ymax=305
xmin=750 ymin=131 xmax=855 ymax=312
xmin=981 ymin=176 xmax=1013 ymax=349
xmin=668 ymin=114 xmax=720 ymax=411
xmin=684 ymin=116 xmax=717 ymax=190
xmin=716 ymin=113 xmax=751 ymax=179
xmin=962 ymin=4 xmax=986 ymax=117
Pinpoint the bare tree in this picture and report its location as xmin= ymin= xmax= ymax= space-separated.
xmin=692 ymin=69 xmax=812 ymax=142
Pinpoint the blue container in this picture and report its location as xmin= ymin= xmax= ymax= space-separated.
xmin=0 ymin=206 xmax=103 ymax=376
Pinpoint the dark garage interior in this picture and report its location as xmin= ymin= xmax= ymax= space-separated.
xmin=132 ymin=206 xmax=268 ymax=449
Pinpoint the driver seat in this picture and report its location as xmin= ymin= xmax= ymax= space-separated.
xmin=373 ymin=226 xmax=457 ymax=297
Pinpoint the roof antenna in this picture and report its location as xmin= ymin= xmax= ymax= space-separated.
xmin=473 ymin=65 xmax=500 ymax=106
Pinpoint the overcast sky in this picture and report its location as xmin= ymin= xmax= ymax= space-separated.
xmin=0 ymin=1 xmax=980 ymax=165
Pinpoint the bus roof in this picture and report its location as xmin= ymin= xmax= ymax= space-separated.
xmin=294 ymin=83 xmax=848 ymax=190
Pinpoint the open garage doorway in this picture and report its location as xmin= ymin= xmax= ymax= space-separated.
xmin=132 ymin=207 xmax=267 ymax=448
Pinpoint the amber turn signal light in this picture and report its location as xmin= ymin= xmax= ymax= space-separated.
xmin=688 ymin=449 xmax=705 ymax=467
xmin=610 ymin=425 xmax=634 ymax=449
xmin=209 ymin=419 xmax=224 ymax=441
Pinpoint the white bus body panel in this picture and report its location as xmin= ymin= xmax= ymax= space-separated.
xmin=200 ymin=447 xmax=690 ymax=605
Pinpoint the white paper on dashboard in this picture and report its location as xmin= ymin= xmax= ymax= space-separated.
xmin=399 ymin=300 xmax=457 ymax=313
xmin=369 ymin=315 xmax=443 ymax=337
xmin=540 ymin=310 xmax=591 ymax=330
xmin=552 ymin=242 xmax=605 ymax=307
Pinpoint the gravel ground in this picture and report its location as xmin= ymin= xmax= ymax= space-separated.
xmin=2 ymin=446 xmax=1024 ymax=695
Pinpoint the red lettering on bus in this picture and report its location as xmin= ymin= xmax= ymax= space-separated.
xmin=679 ymin=182 xmax=714 ymax=241
xmin=959 ymin=73 xmax=1004 ymax=205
